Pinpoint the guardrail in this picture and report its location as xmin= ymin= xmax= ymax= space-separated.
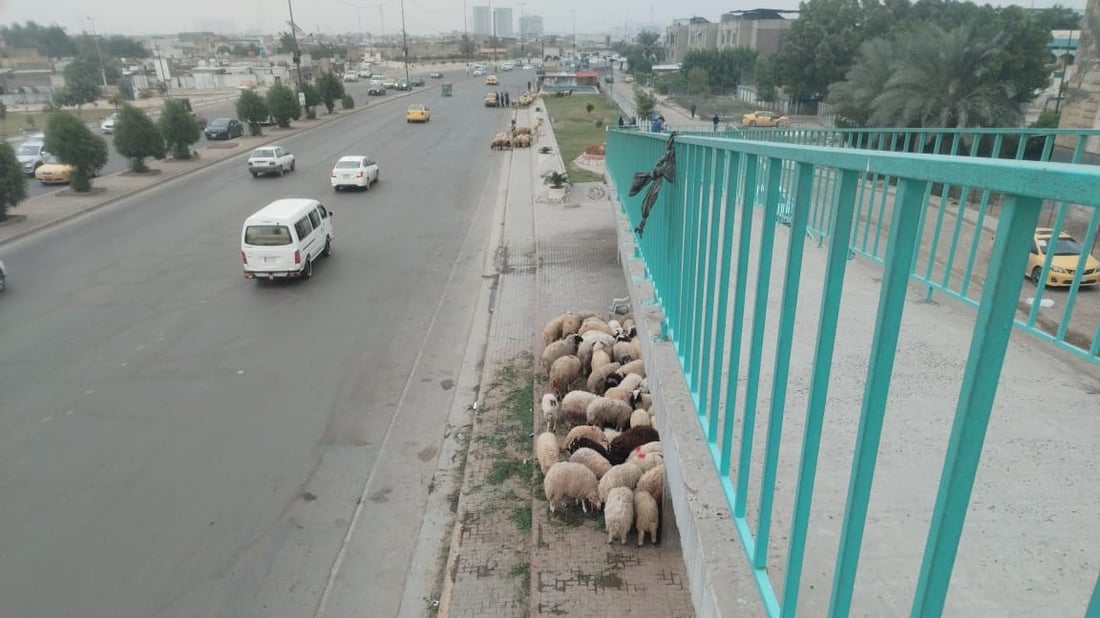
xmin=605 ymin=128 xmax=1100 ymax=617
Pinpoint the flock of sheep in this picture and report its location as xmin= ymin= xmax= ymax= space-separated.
xmin=535 ymin=310 xmax=665 ymax=546
xmin=490 ymin=115 xmax=544 ymax=150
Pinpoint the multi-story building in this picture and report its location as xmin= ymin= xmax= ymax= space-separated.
xmin=520 ymin=15 xmax=543 ymax=38
xmin=494 ymin=7 xmax=514 ymax=38
xmin=665 ymin=11 xmax=795 ymax=64
xmin=665 ymin=17 xmax=715 ymax=65
xmin=472 ymin=6 xmax=491 ymax=36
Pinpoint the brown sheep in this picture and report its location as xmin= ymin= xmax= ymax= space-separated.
xmin=513 ymin=134 xmax=532 ymax=148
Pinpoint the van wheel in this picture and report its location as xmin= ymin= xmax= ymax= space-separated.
xmin=323 ymin=238 xmax=333 ymax=256
xmin=302 ymin=257 xmax=313 ymax=279
xmin=279 ymin=166 xmax=286 ymax=177
xmin=290 ymin=160 xmax=296 ymax=171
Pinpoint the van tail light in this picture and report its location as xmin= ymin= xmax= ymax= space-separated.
xmin=356 ymin=171 xmax=364 ymax=178
xmin=331 ymin=172 xmax=337 ymax=178
xmin=294 ymin=249 xmax=301 ymax=264
xmin=241 ymin=251 xmax=248 ymax=264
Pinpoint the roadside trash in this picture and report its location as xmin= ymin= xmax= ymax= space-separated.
xmin=1026 ymin=297 xmax=1055 ymax=308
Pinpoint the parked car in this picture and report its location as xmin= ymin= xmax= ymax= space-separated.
xmin=330 ymin=155 xmax=380 ymax=192
xmin=358 ymin=68 xmax=373 ymax=78
xmin=240 ymin=198 xmax=334 ymax=281
xmin=484 ymin=92 xmax=499 ymax=107
xmin=741 ymin=110 xmax=790 ymax=128
xmin=15 ymin=141 xmax=50 ymax=176
xmin=429 ymin=71 xmax=444 ymax=79
xmin=0 ymin=259 xmax=6 ymax=293
xmin=247 ymin=145 xmax=296 ymax=178
xmin=34 ymin=155 xmax=81 ymax=185
xmin=472 ymin=67 xmax=486 ymax=77
xmin=204 ymin=117 xmax=244 ymax=140
xmin=485 ymin=74 xmax=499 ymax=85
xmin=406 ymin=104 xmax=430 ymax=123
xmin=395 ymin=79 xmax=410 ymax=91
xmin=1026 ymin=228 xmax=1100 ymax=287
xmin=101 ymin=112 xmax=120 ymax=133
xmin=343 ymin=72 xmax=359 ymax=82
xmin=368 ymin=81 xmax=386 ymax=96
xmin=410 ymin=77 xmax=425 ymax=87
xmin=382 ymin=76 xmax=398 ymax=88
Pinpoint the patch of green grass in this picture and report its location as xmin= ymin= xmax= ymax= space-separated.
xmin=0 ymin=107 xmax=117 ymax=138
xmin=510 ymin=560 xmax=531 ymax=616
xmin=548 ymin=506 xmax=603 ymax=528
xmin=543 ymin=95 xmax=616 ymax=184
xmin=487 ymin=458 xmax=531 ymax=485
xmin=511 ymin=504 xmax=532 ymax=532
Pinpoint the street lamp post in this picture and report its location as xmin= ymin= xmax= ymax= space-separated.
xmin=572 ymin=9 xmax=577 ymax=56
xmin=86 ymin=17 xmax=109 ymax=88
xmin=399 ymin=0 xmax=410 ymax=83
xmin=518 ymin=2 xmax=526 ymax=56
xmin=286 ymin=0 xmax=303 ymax=89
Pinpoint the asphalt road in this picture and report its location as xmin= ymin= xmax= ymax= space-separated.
xmin=0 ymin=69 xmax=527 ymax=617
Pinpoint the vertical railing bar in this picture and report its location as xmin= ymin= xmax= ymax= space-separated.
xmin=940 ymin=136 xmax=983 ymax=290
xmin=1056 ymin=206 xmax=1100 ymax=340
xmin=1085 ymin=573 xmax=1100 ymax=618
xmin=1041 ymin=134 xmax=1055 ymax=162
xmin=922 ymin=134 xmax=961 ymax=299
xmin=829 ymin=178 xmax=927 ymax=617
xmin=960 ymin=186 xmax=995 ymax=299
xmin=1072 ymin=135 xmax=1087 ymax=164
xmin=754 ymin=162 xmax=814 ymax=571
xmin=706 ymin=152 xmax=737 ymax=442
xmin=780 ymin=168 xmax=860 ymax=618
xmin=721 ymin=155 xmax=760 ymax=481
xmin=911 ymin=195 xmax=1043 ymax=618
xmin=1025 ymin=204 xmax=1068 ymax=328
xmin=694 ymin=147 xmax=720 ymax=421
xmin=734 ymin=157 xmax=782 ymax=518
xmin=869 ymin=133 xmax=901 ymax=259
xmin=1014 ymin=134 xmax=1028 ymax=160
xmin=684 ymin=145 xmax=709 ymax=387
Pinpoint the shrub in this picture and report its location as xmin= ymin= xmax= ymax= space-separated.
xmin=0 ymin=141 xmax=28 ymax=221
xmin=236 ymin=89 xmax=269 ymax=136
xmin=138 ymin=88 xmax=155 ymax=99
xmin=266 ymin=83 xmax=298 ymax=129
xmin=158 ymin=99 xmax=201 ymax=159
xmin=341 ymin=94 xmax=355 ymax=110
xmin=44 ymin=111 xmax=109 ymax=192
xmin=113 ymin=105 xmax=166 ymax=172
xmin=543 ymin=171 xmax=569 ymax=188
xmin=315 ymin=71 xmax=345 ymax=113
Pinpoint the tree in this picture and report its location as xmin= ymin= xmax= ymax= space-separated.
xmin=266 ymin=83 xmax=299 ymax=128
xmin=301 ymin=82 xmax=321 ymax=118
xmin=0 ymin=141 xmax=28 ymax=221
xmin=869 ymin=22 xmax=1021 ymax=128
xmin=101 ymin=35 xmax=149 ymax=59
xmin=0 ymin=21 xmax=75 ymax=57
xmin=113 ymin=105 xmax=165 ymax=172
xmin=55 ymin=56 xmax=103 ymax=107
xmin=754 ymin=55 xmax=779 ymax=102
xmin=686 ymin=67 xmax=710 ymax=96
xmin=277 ymin=32 xmax=297 ymax=54
xmin=634 ymin=87 xmax=657 ymax=121
xmin=315 ymin=72 xmax=345 ymax=113
xmin=44 ymin=111 xmax=108 ymax=192
xmin=159 ymin=99 xmax=201 ymax=160
xmin=1034 ymin=4 xmax=1082 ymax=31
xmin=236 ymin=89 xmax=269 ymax=136
xmin=774 ymin=0 xmax=868 ymax=101
xmin=826 ymin=37 xmax=898 ymax=126
xmin=459 ymin=34 xmax=477 ymax=58
xmin=0 ymin=100 xmax=6 ymax=120
xmin=635 ymin=30 xmax=665 ymax=63
xmin=681 ymin=48 xmax=757 ymax=94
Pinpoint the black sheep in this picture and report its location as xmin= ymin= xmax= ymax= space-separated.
xmin=608 ymin=426 xmax=660 ymax=465
xmin=566 ymin=436 xmax=611 ymax=462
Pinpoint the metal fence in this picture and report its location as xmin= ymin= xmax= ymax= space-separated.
xmin=604 ymin=128 xmax=1100 ymax=616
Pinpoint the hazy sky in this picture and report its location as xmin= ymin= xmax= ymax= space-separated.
xmin=0 ymin=0 xmax=1086 ymax=38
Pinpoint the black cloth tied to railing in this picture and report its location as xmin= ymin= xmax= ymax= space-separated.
xmin=628 ymin=132 xmax=677 ymax=236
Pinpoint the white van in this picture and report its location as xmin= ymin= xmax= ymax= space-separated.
xmin=241 ymin=198 xmax=334 ymax=280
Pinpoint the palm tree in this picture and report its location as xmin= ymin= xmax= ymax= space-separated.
xmin=870 ymin=22 xmax=1021 ymax=128
xmin=636 ymin=30 xmax=664 ymax=63
xmin=827 ymin=36 xmax=899 ymax=126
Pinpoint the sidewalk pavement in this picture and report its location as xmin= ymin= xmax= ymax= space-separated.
xmin=436 ymin=101 xmax=696 ymax=617
xmin=0 ymin=101 xmax=371 ymax=248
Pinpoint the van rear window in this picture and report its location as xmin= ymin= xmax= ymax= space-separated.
xmin=245 ymin=225 xmax=292 ymax=246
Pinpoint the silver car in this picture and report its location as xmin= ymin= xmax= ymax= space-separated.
xmin=15 ymin=141 xmax=49 ymax=176
xmin=247 ymin=145 xmax=296 ymax=178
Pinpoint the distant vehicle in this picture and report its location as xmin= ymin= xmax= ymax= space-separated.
xmin=34 ymin=155 xmax=94 ymax=185
xmin=1027 ymin=228 xmax=1100 ymax=287
xmin=395 ymin=79 xmax=410 ymax=91
xmin=330 ymin=155 xmax=380 ymax=192
xmin=410 ymin=77 xmax=425 ymax=87
xmin=500 ymin=62 xmax=514 ymax=71
xmin=368 ymin=81 xmax=386 ymax=96
xmin=485 ymin=74 xmax=499 ymax=85
xmin=240 ymin=198 xmax=334 ymax=281
xmin=472 ymin=67 xmax=486 ymax=77
xmin=623 ymin=75 xmax=635 ymax=83
xmin=343 ymin=72 xmax=358 ymax=82
xmin=247 ymin=145 xmax=296 ymax=178
xmin=382 ymin=76 xmax=398 ymax=88
xmin=604 ymin=75 xmax=613 ymax=83
xmin=204 ymin=117 xmax=244 ymax=140
xmin=14 ymin=141 xmax=50 ymax=176
xmin=358 ymin=68 xmax=373 ymax=78
xmin=429 ymin=71 xmax=444 ymax=79
xmin=484 ymin=92 xmax=498 ymax=107
xmin=522 ymin=64 xmax=533 ymax=70
xmin=741 ymin=110 xmax=790 ymax=128
xmin=0 ymin=259 xmax=6 ymax=293
xmin=406 ymin=104 xmax=430 ymax=123
xmin=101 ymin=112 xmax=119 ymax=133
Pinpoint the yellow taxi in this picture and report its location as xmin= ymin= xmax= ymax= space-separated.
xmin=1027 ymin=228 xmax=1100 ymax=287
xmin=34 ymin=155 xmax=77 ymax=185
xmin=741 ymin=110 xmax=790 ymax=128
xmin=485 ymin=74 xmax=499 ymax=86
xmin=406 ymin=103 xmax=430 ymax=123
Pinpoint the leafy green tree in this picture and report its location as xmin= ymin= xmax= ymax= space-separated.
xmin=300 ymin=82 xmax=321 ymax=118
xmin=635 ymin=30 xmax=665 ymax=63
xmin=54 ymin=56 xmax=103 ymax=106
xmin=236 ymin=89 xmax=269 ymax=136
xmin=634 ymin=87 xmax=657 ymax=121
xmin=341 ymin=94 xmax=355 ymax=110
xmin=869 ymin=22 xmax=1021 ymax=128
xmin=0 ymin=141 xmax=28 ymax=221
xmin=101 ymin=35 xmax=149 ymax=59
xmin=315 ymin=72 xmax=345 ymax=113
xmin=0 ymin=100 xmax=6 ymax=120
xmin=277 ymin=32 xmax=297 ymax=54
xmin=44 ymin=111 xmax=108 ymax=192
xmin=0 ymin=21 xmax=75 ymax=57
xmin=686 ymin=67 xmax=710 ymax=96
xmin=158 ymin=99 xmax=201 ymax=160
xmin=754 ymin=55 xmax=779 ymax=102
xmin=266 ymin=83 xmax=299 ymax=128
xmin=681 ymin=48 xmax=757 ymax=94
xmin=774 ymin=0 xmax=867 ymax=101
xmin=113 ymin=105 xmax=165 ymax=172
xmin=826 ymin=37 xmax=898 ymax=126
xmin=1033 ymin=4 xmax=1082 ymax=30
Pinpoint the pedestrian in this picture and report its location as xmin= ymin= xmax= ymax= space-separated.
xmin=690 ymin=102 xmax=696 ymax=119
xmin=712 ymin=112 xmax=720 ymax=132
xmin=504 ymin=91 xmax=510 ymax=106
xmin=618 ymin=114 xmax=624 ymax=127
xmin=650 ymin=115 xmax=664 ymax=133
xmin=496 ymin=91 xmax=502 ymax=107
xmin=527 ymin=80 xmax=532 ymax=92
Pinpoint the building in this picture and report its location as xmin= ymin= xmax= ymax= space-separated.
xmin=472 ymin=6 xmax=491 ymax=36
xmin=716 ymin=10 xmax=794 ymax=56
xmin=494 ymin=7 xmax=514 ymax=38
xmin=520 ymin=15 xmax=543 ymax=38
xmin=665 ymin=17 xmax=715 ymax=64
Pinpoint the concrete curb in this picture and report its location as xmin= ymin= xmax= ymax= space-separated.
xmin=0 ymin=92 xmax=421 ymax=250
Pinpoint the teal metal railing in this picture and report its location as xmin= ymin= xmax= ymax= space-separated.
xmin=605 ymin=129 xmax=1100 ymax=617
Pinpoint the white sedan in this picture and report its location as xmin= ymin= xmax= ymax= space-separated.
xmin=247 ymin=145 xmax=296 ymax=177
xmin=330 ymin=155 xmax=380 ymax=191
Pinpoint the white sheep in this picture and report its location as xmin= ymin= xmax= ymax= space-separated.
xmin=629 ymin=408 xmax=651 ymax=428
xmin=542 ymin=333 xmax=582 ymax=371
xmin=612 ymin=340 xmax=639 ymax=364
xmin=586 ymin=397 xmax=633 ymax=430
xmin=634 ymin=441 xmax=663 ymax=456
xmin=603 ymin=428 xmax=622 ymax=443
xmin=618 ymin=373 xmax=644 ymax=393
xmin=564 ymin=423 xmax=608 ymax=449
xmin=578 ymin=316 xmax=613 ymax=336
xmin=536 ymin=432 xmax=560 ymax=475
xmin=578 ymin=331 xmax=617 ymax=372
xmin=541 ymin=393 xmax=560 ymax=431
xmin=561 ymin=390 xmax=599 ymax=426
xmin=549 ymin=355 xmax=582 ymax=397
xmin=587 ymin=362 xmax=621 ymax=394
xmin=569 ymin=447 xmax=612 ymax=479
xmin=605 ymin=487 xmax=634 ymax=544
xmin=626 ymin=451 xmax=663 ymax=473
xmin=636 ymin=391 xmax=654 ymax=411
xmin=543 ymin=461 xmax=601 ymax=513
xmin=634 ymin=489 xmax=659 ymax=546
xmin=560 ymin=312 xmax=583 ymax=337
xmin=637 ymin=464 xmax=665 ymax=503
xmin=618 ymin=359 xmax=646 ymax=378
xmin=604 ymin=385 xmax=635 ymax=406
xmin=590 ymin=341 xmax=613 ymax=373
xmin=542 ymin=313 xmax=567 ymax=345
xmin=597 ymin=462 xmax=643 ymax=504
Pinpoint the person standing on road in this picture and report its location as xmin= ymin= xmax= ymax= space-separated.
xmin=712 ymin=112 xmax=720 ymax=132
xmin=690 ymin=102 xmax=697 ymax=119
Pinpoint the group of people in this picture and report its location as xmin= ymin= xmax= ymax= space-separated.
xmin=493 ymin=91 xmax=511 ymax=107
xmin=615 ymin=111 xmax=722 ymax=133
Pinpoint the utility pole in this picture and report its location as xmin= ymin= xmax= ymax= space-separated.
xmin=572 ymin=9 xmax=577 ymax=56
xmin=463 ymin=0 xmax=469 ymax=70
xmin=287 ymin=0 xmax=303 ymax=89
xmin=86 ymin=17 xmax=109 ymax=87
xmin=399 ymin=0 xmax=410 ymax=83
xmin=518 ymin=2 xmax=526 ymax=57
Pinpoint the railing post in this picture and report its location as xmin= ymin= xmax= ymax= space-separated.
xmin=911 ymin=195 xmax=1043 ymax=618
